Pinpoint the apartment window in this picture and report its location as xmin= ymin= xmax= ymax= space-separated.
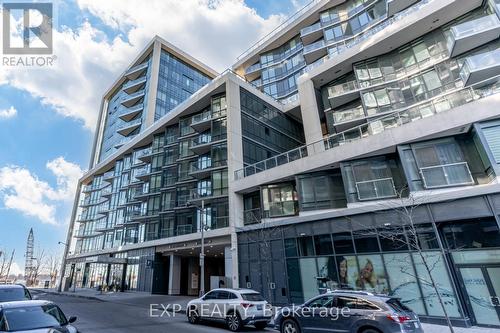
xmin=350 ymin=160 xmax=397 ymax=201
xmin=261 ymin=183 xmax=298 ymax=218
xmin=441 ymin=218 xmax=500 ymax=249
xmin=482 ymin=123 xmax=500 ymax=163
xmin=161 ymin=191 xmax=175 ymax=211
xmin=149 ymin=174 xmax=162 ymax=193
xmin=212 ymin=170 xmax=228 ymax=196
xmin=412 ymin=139 xmax=474 ymax=189
xmin=147 ymin=196 xmax=161 ymax=215
xmin=297 ymin=173 xmax=347 ymax=211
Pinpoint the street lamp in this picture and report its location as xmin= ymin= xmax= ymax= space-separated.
xmin=57 ymin=241 xmax=69 ymax=292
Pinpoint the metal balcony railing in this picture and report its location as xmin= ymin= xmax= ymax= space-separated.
xmin=419 ymin=162 xmax=474 ymax=189
xmin=243 ymin=208 xmax=262 ymax=225
xmin=355 ymin=177 xmax=397 ymax=201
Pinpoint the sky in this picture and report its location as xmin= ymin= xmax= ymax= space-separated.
xmin=0 ymin=0 xmax=308 ymax=276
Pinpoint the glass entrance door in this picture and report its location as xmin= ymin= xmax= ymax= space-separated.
xmin=459 ymin=266 xmax=500 ymax=326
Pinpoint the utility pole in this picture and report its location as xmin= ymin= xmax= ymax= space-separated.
xmin=199 ymin=199 xmax=205 ymax=297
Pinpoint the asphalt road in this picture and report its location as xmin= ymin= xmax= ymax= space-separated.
xmin=31 ymin=290 xmax=272 ymax=333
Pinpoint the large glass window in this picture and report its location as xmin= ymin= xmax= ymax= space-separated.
xmin=297 ymin=172 xmax=347 ymax=211
xmin=441 ymin=218 xmax=500 ymax=249
xmin=349 ymin=159 xmax=398 ymax=201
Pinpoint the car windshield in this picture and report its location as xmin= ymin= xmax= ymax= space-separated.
xmin=386 ymin=298 xmax=412 ymax=312
xmin=241 ymin=293 xmax=264 ymax=301
xmin=1 ymin=304 xmax=67 ymax=331
xmin=0 ymin=288 xmax=29 ymax=302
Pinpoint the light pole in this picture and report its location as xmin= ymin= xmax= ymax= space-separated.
xmin=57 ymin=241 xmax=68 ymax=292
xmin=199 ymin=199 xmax=205 ymax=297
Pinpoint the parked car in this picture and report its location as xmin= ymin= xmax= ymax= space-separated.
xmin=274 ymin=290 xmax=423 ymax=333
xmin=187 ymin=288 xmax=273 ymax=331
xmin=0 ymin=300 xmax=78 ymax=332
xmin=0 ymin=285 xmax=32 ymax=303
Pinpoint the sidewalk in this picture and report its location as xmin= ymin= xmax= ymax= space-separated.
xmin=31 ymin=287 xmax=194 ymax=312
xmin=421 ymin=323 xmax=500 ymax=333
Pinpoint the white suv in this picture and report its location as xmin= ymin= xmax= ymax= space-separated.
xmin=187 ymin=288 xmax=273 ymax=331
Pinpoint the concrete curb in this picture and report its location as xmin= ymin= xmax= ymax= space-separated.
xmin=31 ymin=288 xmax=104 ymax=302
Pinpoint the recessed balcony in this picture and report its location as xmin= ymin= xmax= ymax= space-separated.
xmin=121 ymin=90 xmax=145 ymax=108
xmin=460 ymin=49 xmax=500 ymax=86
xmin=136 ymin=147 xmax=153 ymax=163
xmin=124 ymin=62 xmax=148 ymax=80
xmin=329 ymin=106 xmax=366 ymax=132
xmin=190 ymin=136 xmax=226 ymax=155
xmin=189 ymin=188 xmax=228 ymax=203
xmin=189 ymin=161 xmax=227 ymax=179
xmin=303 ymin=39 xmax=327 ymax=63
xmin=123 ymin=76 xmax=147 ymax=94
xmin=118 ymin=103 xmax=144 ymax=122
xmin=327 ymin=80 xmax=361 ymax=107
xmin=117 ymin=118 xmax=142 ymax=136
xmin=190 ymin=112 xmax=212 ymax=132
xmin=386 ymin=0 xmax=419 ymax=17
xmin=300 ymin=21 xmax=323 ymax=45
xmin=447 ymin=14 xmax=500 ymax=58
xmin=355 ymin=177 xmax=397 ymax=201
xmin=244 ymin=62 xmax=262 ymax=82
xmin=419 ymin=162 xmax=474 ymax=189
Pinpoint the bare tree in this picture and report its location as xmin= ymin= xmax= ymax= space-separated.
xmin=45 ymin=254 xmax=61 ymax=288
xmin=0 ymin=249 xmax=15 ymax=283
xmin=348 ymin=187 xmax=456 ymax=333
xmin=27 ymin=249 xmax=46 ymax=287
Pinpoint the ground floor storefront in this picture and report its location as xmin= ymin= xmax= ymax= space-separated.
xmin=237 ymin=193 xmax=500 ymax=328
xmin=64 ymin=236 xmax=232 ymax=296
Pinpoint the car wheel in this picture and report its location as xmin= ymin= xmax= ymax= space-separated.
xmin=187 ymin=308 xmax=199 ymax=324
xmin=360 ymin=328 xmax=381 ymax=333
xmin=226 ymin=312 xmax=242 ymax=331
xmin=281 ymin=319 xmax=300 ymax=333
xmin=254 ymin=322 xmax=267 ymax=330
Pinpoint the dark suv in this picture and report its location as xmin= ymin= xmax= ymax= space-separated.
xmin=275 ymin=291 xmax=423 ymax=333
xmin=0 ymin=285 xmax=32 ymax=303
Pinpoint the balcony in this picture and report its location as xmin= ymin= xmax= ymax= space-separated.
xmin=419 ymin=162 xmax=474 ymax=189
xmin=190 ymin=110 xmax=213 ymax=132
xmin=460 ymin=49 xmax=500 ymax=86
xmin=124 ymin=62 xmax=148 ymax=80
xmin=103 ymin=170 xmax=115 ymax=181
xmin=300 ymin=21 xmax=323 ymax=45
xmin=121 ymin=90 xmax=145 ymax=108
xmin=303 ymin=39 xmax=327 ymax=63
xmin=243 ymin=208 xmax=261 ymax=225
xmin=235 ymin=77 xmax=500 ymax=180
xmin=123 ymin=76 xmax=147 ymax=94
xmin=327 ymin=80 xmax=361 ymax=107
xmin=329 ymin=106 xmax=366 ymax=132
xmin=132 ymin=164 xmax=151 ymax=182
xmin=119 ymin=103 xmax=144 ymax=122
xmin=189 ymin=188 xmax=228 ymax=203
xmin=244 ymin=63 xmax=262 ymax=82
xmin=447 ymin=15 xmax=500 ymax=58
xmin=117 ymin=118 xmax=142 ymax=136
xmin=386 ymin=0 xmax=419 ymax=17
xmin=189 ymin=160 xmax=227 ymax=179
xmin=355 ymin=178 xmax=397 ymax=201
xmin=190 ymin=135 xmax=226 ymax=155
xmin=136 ymin=147 xmax=153 ymax=163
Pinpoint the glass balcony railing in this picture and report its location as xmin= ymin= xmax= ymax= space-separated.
xmin=419 ymin=162 xmax=474 ymax=189
xmin=117 ymin=117 xmax=141 ymax=131
xmin=447 ymin=14 xmax=500 ymax=57
xmin=303 ymin=39 xmax=326 ymax=55
xmin=234 ymin=75 xmax=500 ymax=180
xmin=132 ymin=164 xmax=151 ymax=179
xmin=245 ymin=63 xmax=262 ymax=75
xmin=135 ymin=147 xmax=152 ymax=160
xmin=355 ymin=177 xmax=397 ymax=201
xmin=460 ymin=49 xmax=500 ymax=85
xmin=331 ymin=106 xmax=365 ymax=124
xmin=301 ymin=21 xmax=322 ymax=37
xmin=305 ymin=0 xmax=434 ymax=73
xmin=450 ymin=14 xmax=500 ymax=40
xmin=123 ymin=76 xmax=147 ymax=90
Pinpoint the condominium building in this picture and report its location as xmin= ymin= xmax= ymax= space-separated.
xmin=62 ymin=0 xmax=500 ymax=328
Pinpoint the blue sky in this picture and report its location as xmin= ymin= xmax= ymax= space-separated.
xmin=0 ymin=0 xmax=302 ymax=275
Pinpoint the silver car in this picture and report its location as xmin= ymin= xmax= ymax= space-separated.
xmin=274 ymin=291 xmax=424 ymax=333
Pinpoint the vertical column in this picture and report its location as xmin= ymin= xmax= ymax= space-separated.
xmin=224 ymin=246 xmax=233 ymax=288
xmin=225 ymin=75 xmax=244 ymax=288
xmin=145 ymin=40 xmax=162 ymax=127
xmin=297 ymin=77 xmax=324 ymax=155
xmin=168 ymin=254 xmax=181 ymax=295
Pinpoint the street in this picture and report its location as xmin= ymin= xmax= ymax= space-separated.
xmin=30 ymin=290 xmax=271 ymax=333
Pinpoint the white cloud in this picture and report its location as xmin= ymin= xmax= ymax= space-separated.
xmin=0 ymin=106 xmax=17 ymax=119
xmin=0 ymin=157 xmax=83 ymax=225
xmin=0 ymin=0 xmax=286 ymax=130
